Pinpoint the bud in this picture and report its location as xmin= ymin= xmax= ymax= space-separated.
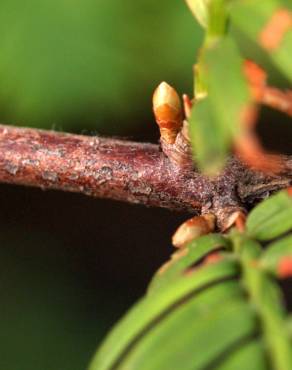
xmin=172 ymin=214 xmax=215 ymax=248
xmin=153 ymin=82 xmax=183 ymax=144
xmin=182 ymin=94 xmax=193 ymax=119
xmin=185 ymin=0 xmax=210 ymax=28
xmin=222 ymin=210 xmax=246 ymax=232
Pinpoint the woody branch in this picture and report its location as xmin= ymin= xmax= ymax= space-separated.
xmin=0 ymin=124 xmax=291 ymax=218
xmin=0 ymin=64 xmax=291 ymax=234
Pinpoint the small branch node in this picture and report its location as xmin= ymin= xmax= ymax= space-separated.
xmin=153 ymin=82 xmax=193 ymax=168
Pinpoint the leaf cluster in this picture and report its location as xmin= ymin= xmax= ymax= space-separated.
xmin=89 ymin=1 xmax=292 ymax=369
xmin=188 ymin=0 xmax=292 ymax=174
xmin=90 ymin=190 xmax=292 ymax=370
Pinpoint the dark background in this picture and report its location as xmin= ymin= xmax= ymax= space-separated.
xmin=0 ymin=1 xmax=291 ymax=370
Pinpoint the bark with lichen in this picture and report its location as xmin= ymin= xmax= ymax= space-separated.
xmin=0 ymin=124 xmax=291 ymax=231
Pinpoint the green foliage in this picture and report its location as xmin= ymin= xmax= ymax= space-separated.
xmin=89 ymin=189 xmax=292 ymax=370
xmin=148 ymin=233 xmax=229 ymax=292
xmin=88 ymin=2 xmax=292 ymax=368
xmin=261 ymin=235 xmax=292 ymax=273
xmin=188 ymin=0 xmax=292 ymax=173
xmin=247 ymin=191 xmax=292 ymax=241
xmin=190 ymin=35 xmax=250 ymax=174
xmin=230 ymin=0 xmax=292 ymax=82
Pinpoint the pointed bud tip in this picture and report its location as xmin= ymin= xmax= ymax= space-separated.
xmin=159 ymin=81 xmax=171 ymax=89
xmin=153 ymin=81 xmax=181 ymax=111
xmin=152 ymin=82 xmax=183 ymax=143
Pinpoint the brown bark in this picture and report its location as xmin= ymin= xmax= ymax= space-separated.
xmin=0 ymin=124 xmax=291 ymax=227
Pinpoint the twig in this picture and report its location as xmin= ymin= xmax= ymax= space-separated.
xmin=0 ymin=124 xmax=208 ymax=213
xmin=244 ymin=60 xmax=292 ymax=117
xmin=0 ymin=124 xmax=291 ymax=227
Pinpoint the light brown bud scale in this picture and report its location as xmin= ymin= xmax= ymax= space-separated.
xmin=172 ymin=213 xmax=216 ymax=248
xmin=153 ymin=82 xmax=183 ymax=144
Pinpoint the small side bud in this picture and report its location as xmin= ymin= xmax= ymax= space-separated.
xmin=172 ymin=213 xmax=215 ymax=248
xmin=153 ymin=82 xmax=183 ymax=144
xmin=181 ymin=94 xmax=193 ymax=143
xmin=182 ymin=94 xmax=193 ymax=120
xmin=222 ymin=210 xmax=246 ymax=232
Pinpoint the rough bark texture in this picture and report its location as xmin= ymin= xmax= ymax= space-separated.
xmin=0 ymin=124 xmax=291 ymax=228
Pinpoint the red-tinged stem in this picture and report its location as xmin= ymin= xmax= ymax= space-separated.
xmin=0 ymin=125 xmax=210 ymax=212
xmin=0 ymin=125 xmax=291 ymax=225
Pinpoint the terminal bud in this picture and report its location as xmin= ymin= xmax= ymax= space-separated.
xmin=153 ymin=82 xmax=183 ymax=144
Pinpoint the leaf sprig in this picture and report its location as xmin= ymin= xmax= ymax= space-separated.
xmin=88 ymin=1 xmax=292 ymax=368
xmin=90 ymin=190 xmax=292 ymax=370
xmin=189 ymin=0 xmax=292 ymax=174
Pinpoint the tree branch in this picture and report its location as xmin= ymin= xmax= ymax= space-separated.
xmin=0 ymin=124 xmax=291 ymax=222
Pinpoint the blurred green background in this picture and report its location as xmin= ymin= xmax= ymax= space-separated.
xmin=0 ymin=0 xmax=202 ymax=132
xmin=0 ymin=1 xmax=203 ymax=370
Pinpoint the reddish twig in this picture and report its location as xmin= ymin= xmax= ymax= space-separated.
xmin=244 ymin=60 xmax=292 ymax=117
xmin=0 ymin=124 xmax=291 ymax=229
xmin=0 ymin=124 xmax=209 ymax=213
xmin=233 ymin=61 xmax=292 ymax=174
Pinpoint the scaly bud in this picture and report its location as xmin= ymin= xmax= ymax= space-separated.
xmin=172 ymin=214 xmax=215 ymax=248
xmin=222 ymin=210 xmax=246 ymax=232
xmin=153 ymin=82 xmax=183 ymax=144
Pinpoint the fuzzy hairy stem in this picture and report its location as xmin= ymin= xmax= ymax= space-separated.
xmin=0 ymin=124 xmax=291 ymax=222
